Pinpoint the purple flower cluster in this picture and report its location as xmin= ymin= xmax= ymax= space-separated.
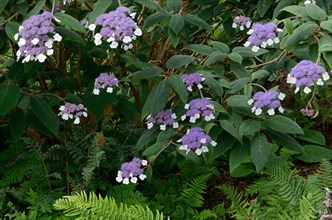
xmin=89 ymin=6 xmax=142 ymax=51
xmin=14 ymin=12 xmax=62 ymax=63
xmin=181 ymin=98 xmax=215 ymax=123
xmin=232 ymin=16 xmax=252 ymax=30
xmin=248 ymin=91 xmax=285 ymax=115
xmin=300 ymin=108 xmax=315 ymax=117
xmin=244 ymin=22 xmax=282 ymax=52
xmin=58 ymin=102 xmax=88 ymax=124
xmin=93 ymin=73 xmax=118 ymax=95
xmin=177 ymin=127 xmax=217 ymax=155
xmin=116 ymin=158 xmax=147 ymax=184
xmin=147 ymin=109 xmax=179 ymax=130
xmin=181 ymin=73 xmax=205 ymax=91
xmin=287 ymin=60 xmax=330 ymax=94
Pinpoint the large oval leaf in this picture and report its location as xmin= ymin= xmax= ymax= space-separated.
xmin=54 ymin=12 xmax=86 ymax=33
xmin=267 ymin=115 xmax=303 ymax=135
xmin=251 ymin=133 xmax=270 ymax=172
xmin=0 ymin=83 xmax=20 ymax=115
xmin=166 ymin=55 xmax=196 ymax=69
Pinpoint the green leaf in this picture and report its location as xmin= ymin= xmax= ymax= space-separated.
xmin=298 ymin=129 xmax=326 ymax=146
xmin=318 ymin=34 xmax=332 ymax=52
xmin=230 ymin=63 xmax=251 ymax=78
xmin=229 ymin=142 xmax=254 ymax=177
xmin=205 ymin=51 xmax=226 ymax=66
xmin=257 ymin=0 xmax=274 ymax=17
xmin=251 ymin=133 xmax=270 ymax=171
xmin=184 ymin=44 xmax=214 ymax=55
xmin=281 ymin=5 xmax=308 ymax=18
xmin=322 ymin=51 xmax=332 ymax=69
xmin=0 ymin=0 xmax=9 ymax=14
xmin=320 ymin=19 xmax=332 ymax=33
xmin=142 ymin=142 xmax=165 ymax=157
xmin=89 ymin=0 xmax=113 ymax=23
xmin=131 ymin=66 xmax=164 ymax=83
xmin=177 ymin=147 xmax=201 ymax=164
xmin=83 ymin=85 xmax=116 ymax=121
xmin=54 ymin=13 xmax=86 ymax=33
xmin=169 ymin=14 xmax=184 ymax=35
xmin=9 ymin=108 xmax=26 ymax=139
xmin=283 ymin=18 xmax=293 ymax=35
xmin=142 ymin=80 xmax=171 ymax=118
xmin=229 ymin=78 xmax=250 ymax=94
xmin=232 ymin=47 xmax=269 ymax=57
xmin=239 ymin=119 xmax=261 ymax=137
xmin=168 ymin=28 xmax=181 ymax=48
xmin=265 ymin=129 xmax=303 ymax=153
xmin=266 ymin=115 xmax=303 ymax=135
xmin=55 ymin=27 xmax=86 ymax=45
xmin=227 ymin=52 xmax=242 ymax=64
xmin=167 ymin=74 xmax=188 ymax=103
xmin=157 ymin=129 xmax=177 ymax=142
xmin=5 ymin=21 xmax=20 ymax=41
xmin=29 ymin=96 xmax=59 ymax=136
xmin=144 ymin=12 xmax=169 ymax=28
xmin=226 ymin=95 xmax=249 ymax=108
xmin=251 ymin=70 xmax=270 ymax=80
xmin=297 ymin=145 xmax=332 ymax=163
xmin=210 ymin=41 xmax=230 ymax=53
xmin=220 ymin=120 xmax=241 ymax=142
xmin=167 ymin=0 xmax=182 ymax=12
xmin=26 ymin=0 xmax=46 ymax=18
xmin=202 ymin=74 xmax=224 ymax=97
xmin=136 ymin=128 xmax=159 ymax=149
xmin=166 ymin=55 xmax=196 ymax=69
xmin=183 ymin=14 xmax=212 ymax=31
xmin=285 ymin=22 xmax=318 ymax=49
xmin=0 ymin=83 xmax=20 ymax=115
xmin=304 ymin=4 xmax=327 ymax=21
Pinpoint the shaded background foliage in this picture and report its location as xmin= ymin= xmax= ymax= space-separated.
xmin=0 ymin=0 xmax=331 ymax=219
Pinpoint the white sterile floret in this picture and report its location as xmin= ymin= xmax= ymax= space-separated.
xmin=18 ymin=38 xmax=26 ymax=46
xmin=210 ymin=141 xmax=217 ymax=146
xmin=252 ymin=46 xmax=260 ymax=52
xmin=31 ymin=38 xmax=39 ymax=45
xmin=173 ymin=122 xmax=179 ymax=128
xmin=322 ymin=72 xmax=330 ymax=81
xmin=267 ymin=109 xmax=275 ymax=116
xmin=267 ymin=39 xmax=274 ymax=46
xmin=197 ymin=84 xmax=203 ymax=89
xmin=202 ymin=146 xmax=209 ymax=152
xmin=134 ymin=28 xmax=142 ymax=36
xmin=160 ymin=124 xmax=166 ymax=131
xmin=147 ymin=122 xmax=153 ymax=129
xmin=273 ymin=37 xmax=280 ymax=43
xmin=244 ymin=41 xmax=251 ymax=47
xmin=123 ymin=178 xmax=129 ymax=184
xmin=47 ymin=49 xmax=54 ymax=55
xmin=278 ymin=92 xmax=286 ymax=100
xmin=247 ymin=99 xmax=254 ymax=105
xmin=93 ymin=88 xmax=100 ymax=95
xmin=261 ymin=41 xmax=267 ymax=48
xmin=278 ymin=106 xmax=284 ymax=113
xmin=14 ymin=33 xmax=19 ymax=41
xmin=110 ymin=41 xmax=118 ymax=48
xmin=37 ymin=54 xmax=47 ymax=62
xmin=304 ymin=87 xmax=311 ymax=94
xmin=53 ymin=33 xmax=62 ymax=42
xmin=74 ymin=117 xmax=80 ymax=124
xmin=200 ymin=138 xmax=206 ymax=144
xmin=123 ymin=36 xmax=132 ymax=43
xmin=316 ymin=78 xmax=324 ymax=86
xmin=255 ymin=108 xmax=262 ymax=115
xmin=195 ymin=149 xmax=202 ymax=155
xmin=181 ymin=115 xmax=186 ymax=121
xmin=130 ymin=177 xmax=138 ymax=183
xmin=106 ymin=87 xmax=113 ymax=93
xmin=88 ymin=24 xmax=96 ymax=31
xmin=45 ymin=39 xmax=53 ymax=48
xmin=287 ymin=75 xmax=297 ymax=84
xmin=184 ymin=104 xmax=190 ymax=109
xmin=141 ymin=160 xmax=148 ymax=166
xmin=139 ymin=174 xmax=146 ymax=180
xmin=171 ymin=113 xmax=177 ymax=119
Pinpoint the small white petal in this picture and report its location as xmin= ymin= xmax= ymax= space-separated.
xmin=266 ymin=39 xmax=274 ymax=46
xmin=141 ymin=160 xmax=148 ymax=166
xmin=130 ymin=177 xmax=138 ymax=183
xmin=171 ymin=113 xmax=177 ymax=119
xmin=181 ymin=115 xmax=187 ymax=121
xmin=93 ymin=88 xmax=100 ymax=95
xmin=122 ymin=36 xmax=132 ymax=43
xmin=278 ymin=93 xmax=285 ymax=100
xmin=53 ymin=33 xmax=62 ymax=42
xmin=244 ymin=41 xmax=251 ymax=47
xmin=210 ymin=141 xmax=217 ymax=146
xmin=322 ymin=72 xmax=330 ymax=81
xmin=232 ymin=22 xmax=237 ymax=28
xmin=246 ymin=21 xmax=251 ymax=28
xmin=94 ymin=33 xmax=102 ymax=40
xmin=252 ymin=46 xmax=260 ymax=52
xmin=202 ymin=146 xmax=209 ymax=152
xmin=267 ymin=109 xmax=275 ymax=115
xmin=294 ymin=87 xmax=300 ymax=94
xmin=184 ymin=104 xmax=190 ymax=109
xmin=189 ymin=117 xmax=196 ymax=123
xmin=187 ymin=86 xmax=192 ymax=91
xmin=19 ymin=26 xmax=24 ymax=31
xmin=278 ymin=106 xmax=284 ymax=113
xmin=304 ymin=87 xmax=311 ymax=94
xmin=240 ymin=25 xmax=244 ymax=30
xmin=194 ymin=113 xmax=200 ymax=119
xmin=255 ymin=108 xmax=262 ymax=115
xmin=62 ymin=114 xmax=69 ymax=120
xmin=179 ymin=145 xmax=188 ymax=151
xmin=147 ymin=123 xmax=153 ymax=129
xmin=200 ymin=138 xmax=206 ymax=144
xmin=14 ymin=33 xmax=19 ymax=41
xmin=31 ymin=38 xmax=39 ymax=45
xmin=130 ymin=12 xmax=137 ymax=19
xmin=110 ymin=41 xmax=118 ymax=48
xmin=116 ymin=176 xmax=123 ymax=182
xmin=106 ymin=87 xmax=113 ymax=93
xmin=18 ymin=38 xmax=26 ymax=46
xmin=197 ymin=84 xmax=203 ymax=89
xmin=46 ymin=49 xmax=54 ymax=55
xmin=94 ymin=39 xmax=102 ymax=46
xmin=123 ymin=178 xmax=129 ymax=184
xmin=88 ymin=24 xmax=96 ymax=31
xmin=37 ymin=54 xmax=47 ymax=63
xmin=247 ymin=99 xmax=254 ymax=105
xmin=45 ymin=39 xmax=53 ymax=48
xmin=139 ymin=174 xmax=146 ymax=180
xmin=173 ymin=122 xmax=179 ymax=128
xmin=134 ymin=28 xmax=142 ymax=36
xmin=247 ymin=29 xmax=253 ymax=35
xmin=273 ymin=37 xmax=280 ymax=44
xmin=74 ymin=117 xmax=80 ymax=124
xmin=261 ymin=41 xmax=267 ymax=48
xmin=195 ymin=149 xmax=202 ymax=155
xmin=160 ymin=124 xmax=166 ymax=130
xmin=316 ymin=78 xmax=323 ymax=85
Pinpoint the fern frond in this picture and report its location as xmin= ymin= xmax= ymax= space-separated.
xmin=54 ymin=191 xmax=167 ymax=220
xmin=193 ymin=209 xmax=218 ymax=220
xmin=179 ymin=174 xmax=211 ymax=208
xmin=315 ymin=159 xmax=332 ymax=190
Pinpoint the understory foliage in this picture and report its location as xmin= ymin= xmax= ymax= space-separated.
xmin=0 ymin=0 xmax=332 ymax=219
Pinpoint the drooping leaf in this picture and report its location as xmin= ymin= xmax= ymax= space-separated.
xmin=298 ymin=129 xmax=326 ymax=146
xmin=5 ymin=21 xmax=20 ymax=41
xmin=142 ymin=142 xmax=165 ymax=157
xmin=227 ymin=52 xmax=242 ymax=64
xmin=239 ymin=119 xmax=261 ymax=137
xmin=166 ymin=55 xmax=196 ymax=69
xmin=54 ymin=13 xmax=86 ymax=33
xmin=131 ymin=66 xmax=164 ymax=83
xmin=0 ymin=0 xmax=10 ymax=14
xmin=167 ymin=74 xmax=188 ymax=103
xmin=297 ymin=145 xmax=332 ymax=163
xmin=257 ymin=0 xmax=274 ymax=17
xmin=183 ymin=14 xmax=212 ymax=31
xmin=210 ymin=41 xmax=230 ymax=53
xmin=220 ymin=120 xmax=241 ymax=142
xmin=281 ymin=5 xmax=308 ymax=18
xmin=229 ymin=141 xmax=254 ymax=177
xmin=304 ymin=4 xmax=327 ymax=21
xmin=169 ymin=14 xmax=184 ymax=35
xmin=266 ymin=115 xmax=303 ymax=135
xmin=184 ymin=44 xmax=214 ymax=55
xmin=232 ymin=47 xmax=269 ymax=57
xmin=136 ymin=128 xmax=159 ymax=149
xmin=265 ymin=129 xmax=303 ymax=153
xmin=320 ymin=19 xmax=332 ymax=33
xmin=167 ymin=0 xmax=182 ymax=12
xmin=0 ymin=83 xmax=20 ymax=115
xmin=29 ymin=96 xmax=59 ymax=136
xmin=251 ymin=133 xmax=270 ymax=171
xmin=285 ymin=22 xmax=318 ymax=49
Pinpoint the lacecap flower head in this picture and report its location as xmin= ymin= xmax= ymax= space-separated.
xmin=232 ymin=16 xmax=252 ymax=30
xmin=116 ymin=158 xmax=147 ymax=184
xmin=89 ymin=6 xmax=142 ymax=51
xmin=248 ymin=91 xmax=285 ymax=116
xmin=287 ymin=60 xmax=330 ymax=94
xmin=14 ymin=12 xmax=62 ymax=63
xmin=177 ymin=127 xmax=217 ymax=156
xmin=181 ymin=73 xmax=205 ymax=91
xmin=93 ymin=73 xmax=118 ymax=95
xmin=147 ymin=109 xmax=179 ymax=131
xmin=244 ymin=22 xmax=282 ymax=52
xmin=181 ymin=98 xmax=215 ymax=123
xmin=58 ymin=102 xmax=88 ymax=124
